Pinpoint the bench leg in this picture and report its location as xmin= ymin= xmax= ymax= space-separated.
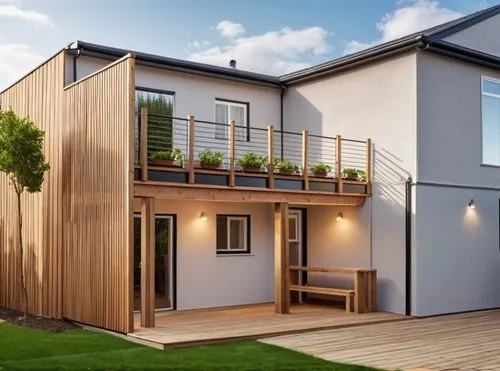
xmin=345 ymin=295 xmax=351 ymax=313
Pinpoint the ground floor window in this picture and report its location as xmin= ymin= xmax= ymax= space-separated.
xmin=216 ymin=215 xmax=251 ymax=254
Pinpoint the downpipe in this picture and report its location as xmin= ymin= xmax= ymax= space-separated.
xmin=405 ymin=177 xmax=413 ymax=316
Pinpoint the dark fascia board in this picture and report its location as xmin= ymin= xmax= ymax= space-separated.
xmin=425 ymin=39 xmax=500 ymax=69
xmin=425 ymin=4 xmax=500 ymax=41
xmin=280 ymin=4 xmax=500 ymax=85
xmin=68 ymin=41 xmax=282 ymax=89
xmin=279 ymin=35 xmax=424 ymax=85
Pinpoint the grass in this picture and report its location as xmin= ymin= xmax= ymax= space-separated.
xmin=0 ymin=322 xmax=378 ymax=371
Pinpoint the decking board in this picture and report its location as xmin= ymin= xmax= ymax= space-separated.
xmin=262 ymin=309 xmax=500 ymax=371
xmin=129 ymin=303 xmax=408 ymax=348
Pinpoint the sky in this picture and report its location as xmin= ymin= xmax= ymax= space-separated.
xmin=0 ymin=0 xmax=498 ymax=90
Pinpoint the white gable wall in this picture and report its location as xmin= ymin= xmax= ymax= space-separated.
xmin=284 ymin=53 xmax=418 ymax=314
xmin=443 ymin=13 xmax=500 ymax=57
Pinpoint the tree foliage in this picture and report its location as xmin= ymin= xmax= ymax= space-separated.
xmin=0 ymin=110 xmax=50 ymax=194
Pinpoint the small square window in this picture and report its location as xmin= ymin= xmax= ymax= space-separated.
xmin=216 ymin=215 xmax=251 ymax=254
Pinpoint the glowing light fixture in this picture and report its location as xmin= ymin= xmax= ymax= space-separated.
xmin=336 ymin=212 xmax=343 ymax=222
xmin=467 ymin=199 xmax=476 ymax=209
xmin=200 ymin=212 xmax=208 ymax=222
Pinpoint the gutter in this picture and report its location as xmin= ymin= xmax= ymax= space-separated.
xmin=423 ymin=40 xmax=500 ymax=69
xmin=281 ymin=36 xmax=425 ymax=86
xmin=70 ymin=42 xmax=281 ymax=89
xmin=405 ymin=177 xmax=413 ymax=316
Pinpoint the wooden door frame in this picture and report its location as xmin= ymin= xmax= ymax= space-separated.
xmin=134 ymin=212 xmax=178 ymax=314
xmin=290 ymin=207 xmax=308 ymax=299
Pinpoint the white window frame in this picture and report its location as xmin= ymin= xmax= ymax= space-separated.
xmin=216 ymin=214 xmax=250 ymax=254
xmin=481 ymin=76 xmax=500 ymax=166
xmin=214 ymin=99 xmax=249 ymax=141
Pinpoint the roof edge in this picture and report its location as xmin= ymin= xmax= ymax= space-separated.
xmin=68 ymin=40 xmax=283 ymax=89
xmin=280 ymin=36 xmax=424 ymax=85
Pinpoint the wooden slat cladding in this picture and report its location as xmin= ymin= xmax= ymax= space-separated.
xmin=62 ymin=55 xmax=135 ymax=333
xmin=0 ymin=52 xmax=65 ymax=318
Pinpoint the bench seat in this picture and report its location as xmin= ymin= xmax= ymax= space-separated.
xmin=289 ymin=284 xmax=354 ymax=313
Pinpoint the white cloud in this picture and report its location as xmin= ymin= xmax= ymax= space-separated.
xmin=0 ymin=44 xmax=44 ymax=91
xmin=0 ymin=2 xmax=53 ymax=27
xmin=189 ymin=25 xmax=330 ymax=75
xmin=188 ymin=40 xmax=210 ymax=49
xmin=344 ymin=0 xmax=463 ymax=55
xmin=216 ymin=20 xmax=245 ymax=39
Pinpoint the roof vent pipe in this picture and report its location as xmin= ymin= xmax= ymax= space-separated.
xmin=229 ymin=59 xmax=236 ymax=68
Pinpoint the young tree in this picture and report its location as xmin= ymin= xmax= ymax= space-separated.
xmin=0 ymin=109 xmax=50 ymax=317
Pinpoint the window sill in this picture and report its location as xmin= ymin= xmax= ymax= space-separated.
xmin=216 ymin=253 xmax=254 ymax=257
xmin=480 ymin=163 xmax=500 ymax=169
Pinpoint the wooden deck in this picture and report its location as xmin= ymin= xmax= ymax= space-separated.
xmin=262 ymin=309 xmax=500 ymax=371
xmin=128 ymin=303 xmax=408 ymax=348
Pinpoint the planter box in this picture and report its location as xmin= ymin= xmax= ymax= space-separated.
xmin=312 ymin=171 xmax=328 ymax=177
xmin=200 ymin=163 xmax=221 ymax=170
xmin=241 ymin=166 xmax=262 ymax=173
xmin=150 ymin=158 xmax=176 ymax=167
xmin=342 ymin=174 xmax=359 ymax=181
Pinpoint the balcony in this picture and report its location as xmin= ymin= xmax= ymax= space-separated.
xmin=134 ymin=108 xmax=372 ymax=206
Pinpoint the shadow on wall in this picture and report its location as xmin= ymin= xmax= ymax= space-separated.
xmin=60 ymin=116 xmax=130 ymax=329
xmin=371 ymin=145 xmax=413 ymax=313
xmin=0 ymin=218 xmax=42 ymax=315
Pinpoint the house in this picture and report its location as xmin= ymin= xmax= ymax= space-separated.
xmin=1 ymin=4 xmax=500 ymax=335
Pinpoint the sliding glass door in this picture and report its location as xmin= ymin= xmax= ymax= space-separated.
xmin=133 ymin=214 xmax=175 ymax=311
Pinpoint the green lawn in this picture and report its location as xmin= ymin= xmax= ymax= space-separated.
xmin=0 ymin=322 xmax=378 ymax=371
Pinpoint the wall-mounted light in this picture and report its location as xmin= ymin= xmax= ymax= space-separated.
xmin=336 ymin=212 xmax=343 ymax=222
xmin=200 ymin=212 xmax=208 ymax=222
xmin=467 ymin=199 xmax=476 ymax=209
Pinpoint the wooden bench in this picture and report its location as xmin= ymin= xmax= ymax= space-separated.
xmin=288 ymin=265 xmax=377 ymax=314
xmin=289 ymin=284 xmax=354 ymax=313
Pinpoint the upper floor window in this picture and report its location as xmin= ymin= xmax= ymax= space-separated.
xmin=215 ymin=99 xmax=249 ymax=141
xmin=481 ymin=77 xmax=500 ymax=165
xmin=135 ymin=88 xmax=175 ymax=159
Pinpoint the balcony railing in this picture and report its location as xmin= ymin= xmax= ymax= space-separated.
xmin=135 ymin=108 xmax=372 ymax=195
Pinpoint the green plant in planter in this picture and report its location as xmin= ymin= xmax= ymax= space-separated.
xmin=236 ymin=152 xmax=267 ymax=172
xmin=150 ymin=148 xmax=183 ymax=165
xmin=198 ymin=149 xmax=224 ymax=169
xmin=342 ymin=167 xmax=363 ymax=180
xmin=357 ymin=169 xmax=367 ymax=181
xmin=310 ymin=162 xmax=332 ymax=176
xmin=272 ymin=158 xmax=299 ymax=175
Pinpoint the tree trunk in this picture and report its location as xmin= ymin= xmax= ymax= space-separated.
xmin=16 ymin=191 xmax=27 ymax=318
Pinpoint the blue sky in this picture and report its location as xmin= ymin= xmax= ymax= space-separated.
xmin=0 ymin=0 xmax=498 ymax=89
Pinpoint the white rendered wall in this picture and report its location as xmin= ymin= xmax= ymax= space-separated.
xmin=284 ymin=53 xmax=418 ymax=314
xmin=134 ymin=199 xmax=275 ymax=310
xmin=413 ymin=184 xmax=500 ymax=316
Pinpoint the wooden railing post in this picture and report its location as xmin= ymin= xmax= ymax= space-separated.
xmin=140 ymin=107 xmax=148 ymax=182
xmin=302 ymin=130 xmax=309 ymax=191
xmin=336 ymin=135 xmax=343 ymax=193
xmin=188 ymin=115 xmax=195 ymax=184
xmin=229 ymin=120 xmax=236 ymax=187
xmin=274 ymin=202 xmax=290 ymax=314
xmin=268 ymin=125 xmax=275 ymax=189
xmin=366 ymin=138 xmax=372 ymax=194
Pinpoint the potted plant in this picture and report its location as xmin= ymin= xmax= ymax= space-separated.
xmin=149 ymin=148 xmax=183 ymax=167
xmin=272 ymin=158 xmax=299 ymax=175
xmin=342 ymin=167 xmax=361 ymax=181
xmin=357 ymin=169 xmax=367 ymax=181
xmin=198 ymin=149 xmax=224 ymax=170
xmin=236 ymin=152 xmax=267 ymax=172
xmin=310 ymin=162 xmax=331 ymax=177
